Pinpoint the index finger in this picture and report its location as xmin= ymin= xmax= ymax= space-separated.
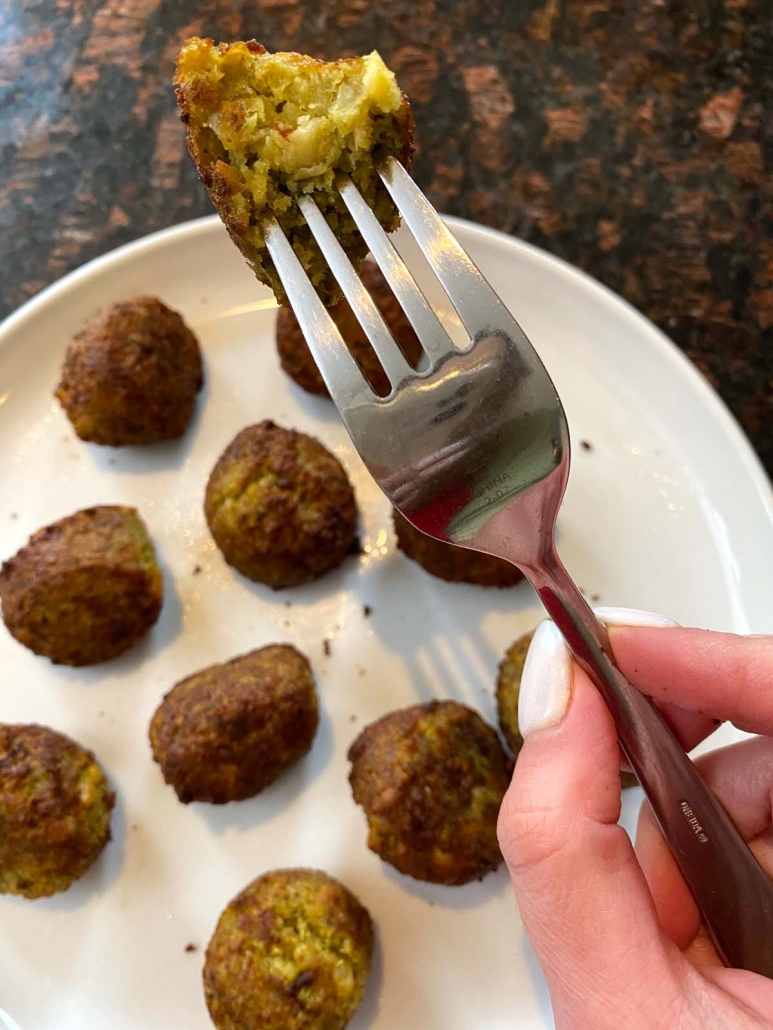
xmin=608 ymin=626 xmax=773 ymax=735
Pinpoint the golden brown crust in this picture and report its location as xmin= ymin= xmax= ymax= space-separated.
xmin=0 ymin=724 xmax=114 ymax=898
xmin=348 ymin=700 xmax=512 ymax=885
xmin=393 ymin=509 xmax=525 ymax=587
xmin=149 ymin=645 xmax=318 ymax=804
xmin=204 ymin=868 xmax=373 ymax=1030
xmin=0 ymin=505 xmax=163 ymax=666
xmin=56 ymin=296 xmax=203 ymax=446
xmin=204 ymin=421 xmax=357 ymax=589
xmin=276 ymin=260 xmax=423 ymax=397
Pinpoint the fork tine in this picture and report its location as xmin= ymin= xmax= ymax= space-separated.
xmin=297 ymin=194 xmax=412 ymax=390
xmin=262 ymin=215 xmax=371 ymax=404
xmin=378 ymin=157 xmax=515 ymax=337
xmin=335 ymin=173 xmax=455 ymax=362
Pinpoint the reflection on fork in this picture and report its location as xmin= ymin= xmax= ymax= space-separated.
xmin=263 ymin=156 xmax=773 ymax=978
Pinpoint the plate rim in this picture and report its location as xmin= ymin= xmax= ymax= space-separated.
xmin=2 ymin=211 xmax=770 ymax=522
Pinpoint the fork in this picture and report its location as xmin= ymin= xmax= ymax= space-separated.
xmin=263 ymin=157 xmax=773 ymax=977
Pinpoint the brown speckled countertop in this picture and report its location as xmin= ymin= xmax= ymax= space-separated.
xmin=1 ymin=0 xmax=771 ymax=472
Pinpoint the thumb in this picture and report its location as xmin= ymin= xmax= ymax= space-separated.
xmin=497 ymin=620 xmax=683 ymax=1025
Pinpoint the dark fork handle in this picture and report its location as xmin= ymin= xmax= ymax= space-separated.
xmin=525 ymin=543 xmax=773 ymax=978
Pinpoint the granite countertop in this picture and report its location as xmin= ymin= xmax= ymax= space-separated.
xmin=1 ymin=0 xmax=771 ymax=473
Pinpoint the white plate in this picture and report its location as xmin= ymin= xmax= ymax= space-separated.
xmin=0 ymin=215 xmax=771 ymax=1030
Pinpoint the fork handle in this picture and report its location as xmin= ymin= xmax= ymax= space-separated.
xmin=525 ymin=544 xmax=773 ymax=978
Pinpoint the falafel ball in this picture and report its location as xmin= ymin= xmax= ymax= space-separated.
xmin=150 ymin=645 xmax=319 ymax=804
xmin=276 ymin=260 xmax=423 ymax=397
xmin=348 ymin=700 xmax=512 ymax=886
xmin=393 ymin=509 xmax=524 ymax=588
xmin=0 ymin=724 xmax=114 ymax=898
xmin=56 ymin=296 xmax=204 ymax=446
xmin=0 ymin=505 xmax=163 ymax=666
xmin=204 ymin=421 xmax=357 ymax=589
xmin=176 ymin=39 xmax=413 ymax=306
xmin=497 ymin=627 xmax=638 ymax=787
xmin=204 ymin=868 xmax=373 ymax=1030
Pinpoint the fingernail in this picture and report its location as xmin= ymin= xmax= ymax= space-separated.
xmin=594 ymin=606 xmax=678 ymax=628
xmin=518 ymin=620 xmax=572 ymax=737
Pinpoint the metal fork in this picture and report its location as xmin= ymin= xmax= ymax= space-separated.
xmin=264 ymin=157 xmax=773 ymax=977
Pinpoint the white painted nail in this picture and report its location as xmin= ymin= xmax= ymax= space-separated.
xmin=518 ymin=620 xmax=572 ymax=738
xmin=594 ymin=606 xmax=678 ymax=628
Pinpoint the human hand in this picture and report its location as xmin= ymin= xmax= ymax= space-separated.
xmin=497 ymin=608 xmax=773 ymax=1029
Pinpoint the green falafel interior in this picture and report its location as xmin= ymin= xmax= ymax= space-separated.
xmin=175 ymin=38 xmax=414 ymax=305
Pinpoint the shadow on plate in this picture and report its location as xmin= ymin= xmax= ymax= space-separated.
xmin=382 ymin=862 xmax=511 ymax=911
xmin=192 ymin=706 xmax=336 ymax=836
xmin=364 ymin=553 xmax=541 ymax=715
xmin=3 ymin=783 xmax=128 ymax=913
xmin=350 ymin=927 xmax=384 ymax=1029
xmin=522 ymin=934 xmax=554 ymax=1026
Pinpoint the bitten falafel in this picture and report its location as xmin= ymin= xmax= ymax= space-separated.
xmin=393 ymin=509 xmax=524 ymax=588
xmin=150 ymin=645 xmax=318 ymax=804
xmin=204 ymin=421 xmax=357 ymax=589
xmin=348 ymin=700 xmax=512 ymax=886
xmin=56 ymin=296 xmax=204 ymax=446
xmin=0 ymin=724 xmax=114 ymax=898
xmin=497 ymin=627 xmax=638 ymax=787
xmin=276 ymin=260 xmax=423 ymax=397
xmin=204 ymin=868 xmax=373 ymax=1030
xmin=175 ymin=39 xmax=413 ymax=306
xmin=0 ymin=505 xmax=163 ymax=666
